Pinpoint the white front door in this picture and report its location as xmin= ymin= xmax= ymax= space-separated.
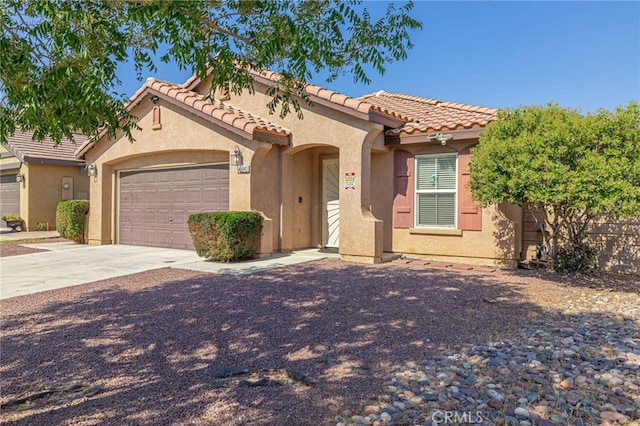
xmin=323 ymin=159 xmax=340 ymax=248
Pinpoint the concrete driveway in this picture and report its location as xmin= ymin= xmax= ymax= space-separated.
xmin=0 ymin=243 xmax=332 ymax=300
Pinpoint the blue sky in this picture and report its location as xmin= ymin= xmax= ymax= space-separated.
xmin=117 ymin=1 xmax=639 ymax=114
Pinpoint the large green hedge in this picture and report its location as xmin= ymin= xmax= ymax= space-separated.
xmin=188 ymin=211 xmax=263 ymax=262
xmin=56 ymin=200 xmax=89 ymax=243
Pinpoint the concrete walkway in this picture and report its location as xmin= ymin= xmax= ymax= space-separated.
xmin=0 ymin=243 xmax=334 ymax=300
xmin=0 ymin=228 xmax=61 ymax=241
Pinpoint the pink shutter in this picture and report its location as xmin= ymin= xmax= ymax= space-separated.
xmin=394 ymin=149 xmax=415 ymax=229
xmin=458 ymin=144 xmax=482 ymax=231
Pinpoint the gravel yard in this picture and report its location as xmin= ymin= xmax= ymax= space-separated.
xmin=0 ymin=238 xmax=67 ymax=257
xmin=0 ymin=259 xmax=638 ymax=425
xmin=0 ymin=243 xmax=48 ymax=257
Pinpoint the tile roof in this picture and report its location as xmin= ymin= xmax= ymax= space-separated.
xmin=6 ymin=130 xmax=86 ymax=165
xmin=358 ymin=91 xmax=497 ymax=135
xmin=143 ymin=78 xmax=291 ymax=141
xmin=248 ymin=69 xmax=374 ymax=116
xmin=76 ymin=78 xmax=291 ymax=158
xmin=182 ymin=67 xmax=389 ymax=120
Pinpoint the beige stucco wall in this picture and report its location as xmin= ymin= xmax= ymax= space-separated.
xmin=370 ymin=150 xmax=395 ymax=253
xmin=586 ymin=215 xmax=639 ymax=274
xmin=1 ymin=145 xmax=89 ymax=230
xmin=518 ymin=208 xmax=639 ymax=274
xmin=21 ymin=163 xmax=89 ymax=231
xmin=2 ymin=147 xmax=92 ymax=231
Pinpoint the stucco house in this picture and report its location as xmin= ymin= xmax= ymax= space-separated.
xmin=0 ymin=131 xmax=89 ymax=231
xmin=75 ymin=69 xmax=522 ymax=267
xmin=75 ymin=70 xmax=638 ymax=272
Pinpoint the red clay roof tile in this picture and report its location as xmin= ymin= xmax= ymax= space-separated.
xmin=359 ymin=91 xmax=497 ymax=135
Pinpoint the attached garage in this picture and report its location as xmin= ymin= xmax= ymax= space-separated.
xmin=0 ymin=174 xmax=20 ymax=220
xmin=118 ymin=164 xmax=229 ymax=250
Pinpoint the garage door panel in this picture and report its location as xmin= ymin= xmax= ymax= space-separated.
xmin=119 ymin=164 xmax=229 ymax=249
xmin=171 ymin=230 xmax=189 ymax=248
xmin=1 ymin=175 xmax=20 ymax=219
xmin=171 ymin=189 xmax=186 ymax=203
xmin=187 ymin=187 xmax=205 ymax=204
xmin=155 ymin=229 xmax=170 ymax=246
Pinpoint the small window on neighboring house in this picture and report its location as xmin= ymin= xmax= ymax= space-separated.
xmin=415 ymin=154 xmax=457 ymax=227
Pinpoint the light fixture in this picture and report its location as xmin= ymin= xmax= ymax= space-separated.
xmin=63 ymin=183 xmax=70 ymax=189
xmin=15 ymin=173 xmax=25 ymax=183
xmin=230 ymin=145 xmax=243 ymax=166
xmin=150 ymin=95 xmax=159 ymax=104
xmin=87 ymin=164 xmax=98 ymax=177
xmin=435 ymin=133 xmax=453 ymax=146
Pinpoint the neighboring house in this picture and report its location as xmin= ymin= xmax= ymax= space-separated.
xmin=75 ymin=70 xmax=638 ymax=273
xmin=0 ymin=131 xmax=89 ymax=231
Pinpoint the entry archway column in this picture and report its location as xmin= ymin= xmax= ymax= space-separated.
xmin=338 ymin=128 xmax=384 ymax=263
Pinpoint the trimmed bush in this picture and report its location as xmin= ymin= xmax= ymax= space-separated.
xmin=188 ymin=211 xmax=263 ymax=262
xmin=56 ymin=200 xmax=89 ymax=243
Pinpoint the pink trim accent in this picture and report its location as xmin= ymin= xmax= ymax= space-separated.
xmin=152 ymin=106 xmax=161 ymax=125
xmin=393 ymin=150 xmax=415 ymax=229
xmin=458 ymin=144 xmax=482 ymax=231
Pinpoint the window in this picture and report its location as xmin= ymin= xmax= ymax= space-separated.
xmin=415 ymin=154 xmax=457 ymax=227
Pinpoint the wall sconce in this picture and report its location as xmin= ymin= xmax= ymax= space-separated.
xmin=428 ymin=133 xmax=454 ymax=146
xmin=230 ymin=145 xmax=243 ymax=166
xmin=16 ymin=173 xmax=25 ymax=183
xmin=87 ymin=164 xmax=98 ymax=177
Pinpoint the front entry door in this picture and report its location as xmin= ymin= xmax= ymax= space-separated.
xmin=323 ymin=159 xmax=340 ymax=248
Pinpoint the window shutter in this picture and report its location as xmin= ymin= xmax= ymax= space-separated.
xmin=394 ymin=149 xmax=414 ymax=229
xmin=458 ymin=144 xmax=482 ymax=231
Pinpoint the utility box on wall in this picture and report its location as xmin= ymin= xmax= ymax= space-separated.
xmin=61 ymin=176 xmax=74 ymax=200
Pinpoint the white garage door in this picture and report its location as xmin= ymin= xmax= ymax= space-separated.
xmin=119 ymin=164 xmax=229 ymax=250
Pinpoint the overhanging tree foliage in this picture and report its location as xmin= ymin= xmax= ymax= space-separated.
xmin=0 ymin=0 xmax=421 ymax=144
xmin=469 ymin=102 xmax=640 ymax=271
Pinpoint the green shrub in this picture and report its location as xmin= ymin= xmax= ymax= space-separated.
xmin=555 ymin=240 xmax=596 ymax=273
xmin=56 ymin=200 xmax=89 ymax=243
xmin=188 ymin=211 xmax=263 ymax=262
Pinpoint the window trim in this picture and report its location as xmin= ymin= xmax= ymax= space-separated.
xmin=414 ymin=153 xmax=458 ymax=229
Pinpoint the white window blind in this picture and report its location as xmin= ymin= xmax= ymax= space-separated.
xmin=416 ymin=155 xmax=457 ymax=227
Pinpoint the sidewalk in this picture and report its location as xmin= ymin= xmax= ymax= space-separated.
xmin=0 ymin=243 xmax=335 ymax=300
xmin=0 ymin=228 xmax=61 ymax=242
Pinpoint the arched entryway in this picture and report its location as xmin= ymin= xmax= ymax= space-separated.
xmin=280 ymin=145 xmax=340 ymax=251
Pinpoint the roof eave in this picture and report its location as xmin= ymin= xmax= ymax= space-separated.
xmin=3 ymin=145 xmax=24 ymax=162
xmin=21 ymin=156 xmax=85 ymax=166
xmin=254 ymin=130 xmax=290 ymax=146
xmin=385 ymin=127 xmax=487 ymax=146
xmin=0 ymin=161 xmax=21 ymax=171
